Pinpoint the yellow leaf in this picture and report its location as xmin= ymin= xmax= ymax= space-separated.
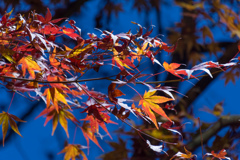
xmin=37 ymin=106 xmax=78 ymax=138
xmin=0 ymin=111 xmax=26 ymax=146
xmin=43 ymin=87 xmax=69 ymax=112
xmin=51 ymin=114 xmax=58 ymax=136
xmin=176 ymin=2 xmax=204 ymax=11
xmin=81 ymin=123 xmax=104 ymax=152
xmin=67 ymin=43 xmax=93 ymax=58
xmin=59 ymin=110 xmax=69 ymax=138
xmin=112 ymin=48 xmax=133 ymax=70
xmin=18 ymin=55 xmax=41 ymax=78
xmin=59 ymin=144 xmax=87 ymax=160
xmin=139 ymin=90 xmax=173 ymax=129
xmin=170 ymin=146 xmax=196 ymax=160
xmin=0 ymin=46 xmax=16 ymax=63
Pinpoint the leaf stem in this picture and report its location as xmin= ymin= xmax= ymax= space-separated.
xmin=7 ymin=92 xmax=15 ymax=113
xmin=72 ymin=126 xmax=77 ymax=144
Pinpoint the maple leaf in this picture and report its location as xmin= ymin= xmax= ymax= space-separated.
xmin=131 ymin=42 xmax=148 ymax=62
xmin=1 ymin=9 xmax=13 ymax=25
xmin=158 ymin=121 xmax=190 ymax=140
xmin=42 ymin=24 xmax=62 ymax=35
xmin=59 ymin=144 xmax=87 ymax=160
xmin=0 ymin=45 xmax=16 ymax=63
xmin=163 ymin=61 xmax=185 ymax=79
xmin=36 ymin=106 xmax=79 ymax=138
xmin=170 ymin=146 xmax=197 ymax=160
xmin=163 ymin=61 xmax=181 ymax=70
xmin=43 ymin=87 xmax=69 ymax=112
xmin=81 ymin=122 xmax=104 ymax=153
xmin=67 ymin=43 xmax=93 ymax=58
xmin=49 ymin=52 xmax=60 ymax=66
xmin=18 ymin=55 xmax=41 ymax=79
xmin=62 ymin=27 xmax=80 ymax=40
xmin=36 ymin=8 xmax=65 ymax=24
xmin=139 ymin=90 xmax=173 ymax=129
xmin=163 ymin=62 xmax=198 ymax=80
xmin=47 ymin=75 xmax=69 ymax=90
xmin=112 ymin=48 xmax=135 ymax=70
xmin=204 ymin=149 xmax=231 ymax=160
xmin=45 ymin=8 xmax=52 ymax=23
xmin=81 ymin=113 xmax=117 ymax=139
xmin=1 ymin=65 xmax=19 ymax=77
xmin=161 ymin=39 xmax=180 ymax=53
xmin=108 ymin=83 xmax=125 ymax=103
xmin=100 ymin=138 xmax=129 ymax=160
xmin=0 ymin=111 xmax=26 ymax=146
xmin=131 ymin=103 xmax=149 ymax=121
xmin=111 ymin=106 xmax=131 ymax=120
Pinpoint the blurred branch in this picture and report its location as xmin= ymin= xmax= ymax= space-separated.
xmin=187 ymin=115 xmax=240 ymax=151
xmin=54 ymin=0 xmax=89 ymax=20
xmin=175 ymin=41 xmax=238 ymax=112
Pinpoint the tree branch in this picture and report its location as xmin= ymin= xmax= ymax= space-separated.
xmin=175 ymin=42 xmax=238 ymax=113
xmin=187 ymin=115 xmax=240 ymax=151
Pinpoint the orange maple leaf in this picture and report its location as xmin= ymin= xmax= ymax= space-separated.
xmin=204 ymin=149 xmax=231 ymax=160
xmin=139 ymin=90 xmax=173 ymax=129
xmin=18 ymin=55 xmax=41 ymax=79
xmin=47 ymin=75 xmax=69 ymax=90
xmin=36 ymin=106 xmax=79 ymax=138
xmin=49 ymin=47 xmax=60 ymax=66
xmin=112 ymin=48 xmax=135 ymax=70
xmin=163 ymin=61 xmax=181 ymax=71
xmin=43 ymin=87 xmax=69 ymax=112
xmin=58 ymin=144 xmax=87 ymax=160
xmin=81 ymin=122 xmax=104 ymax=153
xmin=163 ymin=61 xmax=199 ymax=80
xmin=62 ymin=27 xmax=80 ymax=40
xmin=81 ymin=114 xmax=117 ymax=139
xmin=163 ymin=61 xmax=186 ymax=79
xmin=170 ymin=146 xmax=197 ymax=160
xmin=0 ymin=111 xmax=26 ymax=146
xmin=131 ymin=42 xmax=149 ymax=62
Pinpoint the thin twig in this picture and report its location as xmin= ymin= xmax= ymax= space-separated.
xmin=77 ymin=83 xmax=176 ymax=145
xmin=0 ymin=69 xmax=224 ymax=85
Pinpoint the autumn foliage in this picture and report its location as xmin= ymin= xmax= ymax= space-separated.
xmin=0 ymin=7 xmax=239 ymax=160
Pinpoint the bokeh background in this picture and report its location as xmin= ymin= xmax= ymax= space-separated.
xmin=0 ymin=0 xmax=240 ymax=159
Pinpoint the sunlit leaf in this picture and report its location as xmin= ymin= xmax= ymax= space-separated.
xmin=59 ymin=144 xmax=87 ymax=160
xmin=170 ymin=146 xmax=197 ymax=160
xmin=18 ymin=55 xmax=41 ymax=79
xmin=43 ymin=87 xmax=69 ymax=112
xmin=139 ymin=90 xmax=173 ymax=129
xmin=36 ymin=106 xmax=79 ymax=138
xmin=81 ymin=123 xmax=104 ymax=153
xmin=204 ymin=149 xmax=231 ymax=160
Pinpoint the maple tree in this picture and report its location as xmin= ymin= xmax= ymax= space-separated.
xmin=0 ymin=0 xmax=240 ymax=160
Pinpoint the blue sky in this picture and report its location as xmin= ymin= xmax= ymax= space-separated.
xmin=0 ymin=0 xmax=239 ymax=159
